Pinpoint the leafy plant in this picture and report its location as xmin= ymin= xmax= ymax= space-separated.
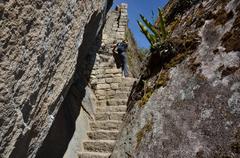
xmin=137 ymin=20 xmax=157 ymax=46
xmin=157 ymin=8 xmax=168 ymax=40
xmin=137 ymin=8 xmax=168 ymax=49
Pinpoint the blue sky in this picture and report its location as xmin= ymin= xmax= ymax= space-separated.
xmin=112 ymin=0 xmax=169 ymax=48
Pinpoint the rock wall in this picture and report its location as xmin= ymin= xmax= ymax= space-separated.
xmin=112 ymin=0 xmax=240 ymax=157
xmin=125 ymin=28 xmax=143 ymax=78
xmin=0 ymin=0 xmax=112 ymax=158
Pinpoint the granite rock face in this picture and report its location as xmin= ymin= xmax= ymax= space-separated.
xmin=0 ymin=0 xmax=112 ymax=157
xmin=112 ymin=0 xmax=240 ymax=157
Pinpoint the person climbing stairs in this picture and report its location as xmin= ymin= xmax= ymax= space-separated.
xmin=78 ymin=46 xmax=136 ymax=157
xmin=78 ymin=3 xmax=134 ymax=157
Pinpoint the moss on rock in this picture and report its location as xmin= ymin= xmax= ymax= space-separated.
xmin=155 ymin=70 xmax=169 ymax=88
xmin=136 ymin=119 xmax=153 ymax=149
xmin=139 ymin=89 xmax=153 ymax=108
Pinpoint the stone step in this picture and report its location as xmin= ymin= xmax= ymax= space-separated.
xmin=105 ymin=68 xmax=122 ymax=74
xmin=78 ymin=152 xmax=111 ymax=158
xmin=119 ymin=78 xmax=136 ymax=87
xmin=96 ymin=99 xmax=128 ymax=107
xmin=119 ymin=85 xmax=135 ymax=88
xmin=118 ymin=87 xmax=132 ymax=92
xmin=96 ymin=100 xmax=107 ymax=107
xmin=83 ymin=140 xmax=115 ymax=152
xmin=105 ymin=77 xmax=122 ymax=84
xmin=112 ymin=92 xmax=129 ymax=99
xmin=122 ymin=77 xmax=136 ymax=81
xmin=95 ymin=112 xmax=125 ymax=121
xmin=90 ymin=121 xmax=122 ymax=131
xmin=106 ymin=99 xmax=128 ymax=106
xmin=96 ymin=73 xmax=122 ymax=78
xmin=96 ymin=106 xmax=127 ymax=112
xmin=87 ymin=130 xmax=119 ymax=140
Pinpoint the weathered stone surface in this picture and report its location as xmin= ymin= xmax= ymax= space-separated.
xmin=113 ymin=93 xmax=128 ymax=99
xmin=96 ymin=106 xmax=127 ymax=113
xmin=64 ymin=93 xmax=95 ymax=158
xmin=105 ymin=77 xmax=122 ymax=83
xmin=119 ymin=78 xmax=136 ymax=87
xmin=95 ymin=90 xmax=106 ymax=96
xmin=81 ymin=87 xmax=98 ymax=119
xmin=96 ymin=84 xmax=111 ymax=90
xmin=125 ymin=28 xmax=143 ymax=78
xmin=87 ymin=130 xmax=119 ymax=140
xmin=83 ymin=140 xmax=115 ymax=152
xmin=95 ymin=112 xmax=125 ymax=121
xmin=110 ymin=83 xmax=119 ymax=90
xmin=105 ymin=69 xmax=122 ymax=74
xmin=90 ymin=121 xmax=123 ymax=131
xmin=0 ymin=0 xmax=112 ymax=157
xmin=92 ymin=79 xmax=106 ymax=84
xmin=97 ymin=96 xmax=106 ymax=100
xmin=97 ymin=100 xmax=107 ymax=107
xmin=112 ymin=0 xmax=240 ymax=157
xmin=105 ymin=90 xmax=116 ymax=97
xmin=78 ymin=152 xmax=111 ymax=158
xmin=106 ymin=99 xmax=128 ymax=106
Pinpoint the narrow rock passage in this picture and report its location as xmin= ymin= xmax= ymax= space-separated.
xmin=78 ymin=49 xmax=136 ymax=158
xmin=77 ymin=3 xmax=136 ymax=157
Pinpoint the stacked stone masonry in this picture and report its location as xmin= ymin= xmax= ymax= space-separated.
xmin=102 ymin=3 xmax=128 ymax=44
xmin=78 ymin=4 xmax=136 ymax=158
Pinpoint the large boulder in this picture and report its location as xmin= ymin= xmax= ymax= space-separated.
xmin=0 ymin=0 xmax=112 ymax=157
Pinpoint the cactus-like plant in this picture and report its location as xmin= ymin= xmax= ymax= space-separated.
xmin=137 ymin=8 xmax=168 ymax=49
xmin=137 ymin=21 xmax=156 ymax=46
xmin=140 ymin=14 xmax=159 ymax=37
xmin=157 ymin=8 xmax=168 ymax=41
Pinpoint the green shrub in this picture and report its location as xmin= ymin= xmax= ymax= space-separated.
xmin=137 ymin=8 xmax=168 ymax=49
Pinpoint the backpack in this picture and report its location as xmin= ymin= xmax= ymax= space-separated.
xmin=117 ymin=42 xmax=128 ymax=53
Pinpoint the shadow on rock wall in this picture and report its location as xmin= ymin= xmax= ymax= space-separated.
xmin=35 ymin=11 xmax=104 ymax=158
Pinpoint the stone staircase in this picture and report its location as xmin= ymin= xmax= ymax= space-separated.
xmin=78 ymin=3 xmax=133 ymax=157
xmin=78 ymin=51 xmax=135 ymax=157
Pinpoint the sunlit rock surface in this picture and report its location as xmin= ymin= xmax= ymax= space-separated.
xmin=112 ymin=0 xmax=240 ymax=157
xmin=0 ymin=0 xmax=112 ymax=157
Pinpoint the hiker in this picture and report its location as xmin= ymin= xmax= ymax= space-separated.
xmin=112 ymin=40 xmax=129 ymax=77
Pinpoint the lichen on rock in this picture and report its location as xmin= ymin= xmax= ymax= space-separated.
xmin=111 ymin=0 xmax=240 ymax=157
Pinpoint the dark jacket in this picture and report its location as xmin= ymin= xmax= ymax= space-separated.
xmin=116 ymin=42 xmax=128 ymax=53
